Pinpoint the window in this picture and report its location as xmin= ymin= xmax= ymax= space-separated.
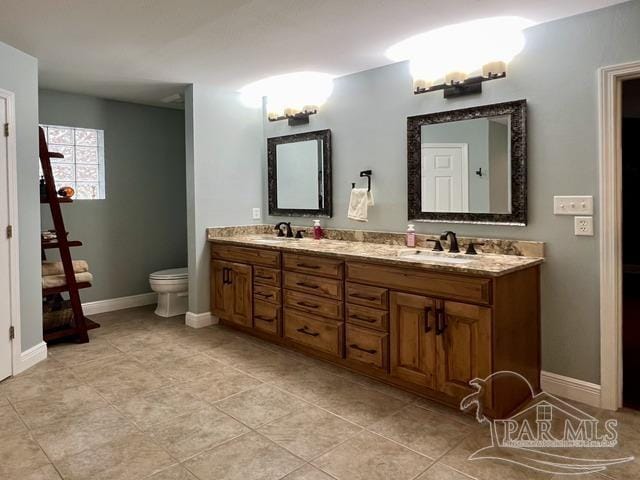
xmin=537 ymin=404 xmax=553 ymax=422
xmin=40 ymin=124 xmax=105 ymax=199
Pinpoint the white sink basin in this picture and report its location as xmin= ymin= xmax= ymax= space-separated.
xmin=252 ymin=237 xmax=299 ymax=245
xmin=397 ymin=250 xmax=473 ymax=265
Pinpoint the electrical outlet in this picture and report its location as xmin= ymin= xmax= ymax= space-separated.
xmin=252 ymin=207 xmax=261 ymax=220
xmin=554 ymin=196 xmax=593 ymax=215
xmin=574 ymin=216 xmax=594 ymax=236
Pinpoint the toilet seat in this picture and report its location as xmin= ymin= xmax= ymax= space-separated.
xmin=149 ymin=268 xmax=188 ymax=281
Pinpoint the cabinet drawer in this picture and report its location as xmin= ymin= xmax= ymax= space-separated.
xmin=254 ymin=266 xmax=281 ymax=287
xmin=284 ymin=289 xmax=343 ymax=320
xmin=346 ymin=262 xmax=492 ymax=305
xmin=346 ymin=303 xmax=389 ymax=331
xmin=284 ymin=254 xmax=344 ymax=279
xmin=346 ymin=282 xmax=388 ymax=309
xmin=211 ymin=243 xmax=281 ymax=268
xmin=283 ymin=272 xmax=343 ymax=300
xmin=284 ymin=309 xmax=344 ymax=357
xmin=254 ymin=284 xmax=281 ymax=305
xmin=254 ymin=299 xmax=281 ymax=335
xmin=346 ymin=325 xmax=388 ymax=370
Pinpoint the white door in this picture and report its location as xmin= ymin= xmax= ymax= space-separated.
xmin=421 ymin=143 xmax=469 ymax=212
xmin=0 ymin=96 xmax=12 ymax=381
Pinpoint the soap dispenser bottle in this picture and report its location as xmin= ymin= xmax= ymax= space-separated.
xmin=406 ymin=224 xmax=416 ymax=247
xmin=313 ymin=220 xmax=324 ymax=240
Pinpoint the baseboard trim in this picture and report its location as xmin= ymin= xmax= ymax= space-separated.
xmin=14 ymin=342 xmax=48 ymax=375
xmin=82 ymin=292 xmax=157 ymax=315
xmin=185 ymin=311 xmax=218 ymax=328
xmin=541 ymin=370 xmax=601 ymax=408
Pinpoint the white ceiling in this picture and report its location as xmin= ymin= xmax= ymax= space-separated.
xmin=0 ymin=0 xmax=628 ymax=108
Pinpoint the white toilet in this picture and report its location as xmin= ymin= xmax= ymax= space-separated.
xmin=149 ymin=268 xmax=189 ymax=317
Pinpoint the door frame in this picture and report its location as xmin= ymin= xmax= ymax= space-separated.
xmin=420 ymin=142 xmax=469 ymax=212
xmin=0 ymin=88 xmax=21 ymax=377
xmin=599 ymin=61 xmax=640 ymax=410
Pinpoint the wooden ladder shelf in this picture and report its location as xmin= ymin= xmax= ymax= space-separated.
xmin=39 ymin=127 xmax=99 ymax=343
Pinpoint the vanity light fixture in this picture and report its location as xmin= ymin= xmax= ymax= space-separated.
xmin=239 ymin=72 xmax=334 ymax=126
xmin=386 ymin=17 xmax=534 ymax=98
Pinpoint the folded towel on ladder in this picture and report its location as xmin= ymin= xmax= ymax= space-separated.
xmin=42 ymin=272 xmax=93 ymax=289
xmin=348 ymin=188 xmax=374 ymax=222
xmin=42 ymin=260 xmax=89 ymax=276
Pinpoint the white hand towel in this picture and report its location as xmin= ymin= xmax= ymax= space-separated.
xmin=367 ymin=190 xmax=374 ymax=207
xmin=348 ymin=188 xmax=370 ymax=222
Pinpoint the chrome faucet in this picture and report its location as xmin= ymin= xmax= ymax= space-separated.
xmin=274 ymin=222 xmax=293 ymax=238
xmin=440 ymin=231 xmax=460 ymax=253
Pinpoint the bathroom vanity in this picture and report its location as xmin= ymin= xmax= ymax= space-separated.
xmin=209 ymin=231 xmax=542 ymax=418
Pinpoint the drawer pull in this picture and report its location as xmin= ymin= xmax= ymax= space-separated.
xmin=297 ymin=326 xmax=320 ymax=337
xmin=297 ymin=301 xmax=320 ymax=309
xmin=255 ymin=315 xmax=275 ymax=323
xmin=256 ymin=275 xmax=273 ymax=280
xmin=296 ymin=282 xmax=320 ymax=290
xmin=349 ymin=344 xmax=377 ymax=355
xmin=296 ymin=263 xmax=320 ymax=269
xmin=350 ymin=293 xmax=378 ymax=302
xmin=350 ymin=314 xmax=376 ymax=323
xmin=435 ymin=308 xmax=447 ymax=335
xmin=424 ymin=306 xmax=432 ymax=333
xmin=255 ymin=292 xmax=274 ymax=299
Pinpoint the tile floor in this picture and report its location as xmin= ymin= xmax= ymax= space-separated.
xmin=1 ymin=306 xmax=639 ymax=480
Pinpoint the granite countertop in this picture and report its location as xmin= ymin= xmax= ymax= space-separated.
xmin=208 ymin=234 xmax=544 ymax=277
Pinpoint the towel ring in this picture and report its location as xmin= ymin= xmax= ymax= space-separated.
xmin=352 ymin=170 xmax=372 ymax=192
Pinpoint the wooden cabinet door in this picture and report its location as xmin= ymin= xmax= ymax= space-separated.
xmin=229 ymin=262 xmax=253 ymax=327
xmin=211 ymin=260 xmax=233 ymax=318
xmin=211 ymin=260 xmax=252 ymax=327
xmin=436 ymin=300 xmax=492 ymax=403
xmin=389 ymin=292 xmax=437 ymax=389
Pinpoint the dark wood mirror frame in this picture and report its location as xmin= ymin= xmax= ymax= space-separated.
xmin=267 ymin=129 xmax=332 ymax=218
xmin=407 ymin=99 xmax=527 ymax=225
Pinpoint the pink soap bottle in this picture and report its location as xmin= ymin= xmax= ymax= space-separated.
xmin=406 ymin=224 xmax=416 ymax=247
xmin=313 ymin=219 xmax=324 ymax=240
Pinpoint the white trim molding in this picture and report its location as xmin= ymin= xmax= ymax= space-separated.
xmin=541 ymin=371 xmax=601 ymax=408
xmin=0 ymin=88 xmax=22 ymax=378
xmin=185 ymin=311 xmax=217 ymax=328
xmin=82 ymin=292 xmax=157 ymax=315
xmin=14 ymin=342 xmax=48 ymax=375
xmin=598 ymin=60 xmax=640 ymax=410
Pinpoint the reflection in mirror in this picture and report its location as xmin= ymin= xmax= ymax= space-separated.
xmin=420 ymin=115 xmax=511 ymax=214
xmin=268 ymin=129 xmax=332 ymax=217
xmin=408 ymin=100 xmax=527 ymax=225
xmin=276 ymin=140 xmax=323 ymax=210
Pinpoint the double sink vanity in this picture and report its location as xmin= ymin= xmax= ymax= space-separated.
xmin=209 ymin=227 xmax=543 ymax=418
xmin=209 ymin=98 xmax=540 ymax=418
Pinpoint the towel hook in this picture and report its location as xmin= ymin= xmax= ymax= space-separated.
xmin=352 ymin=170 xmax=372 ymax=192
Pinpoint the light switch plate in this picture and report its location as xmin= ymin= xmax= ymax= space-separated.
xmin=252 ymin=207 xmax=261 ymax=220
xmin=574 ymin=216 xmax=594 ymax=236
xmin=554 ymin=196 xmax=593 ymax=215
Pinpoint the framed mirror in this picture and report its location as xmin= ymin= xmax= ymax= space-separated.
xmin=407 ymin=100 xmax=527 ymax=225
xmin=267 ymin=129 xmax=332 ymax=217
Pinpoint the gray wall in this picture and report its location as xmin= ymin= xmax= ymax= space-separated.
xmin=488 ymin=121 xmax=510 ymax=212
xmin=185 ymin=84 xmax=263 ymax=314
xmin=265 ymin=0 xmax=640 ymax=385
xmin=39 ymin=90 xmax=187 ymax=303
xmin=0 ymin=41 xmax=42 ymax=351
